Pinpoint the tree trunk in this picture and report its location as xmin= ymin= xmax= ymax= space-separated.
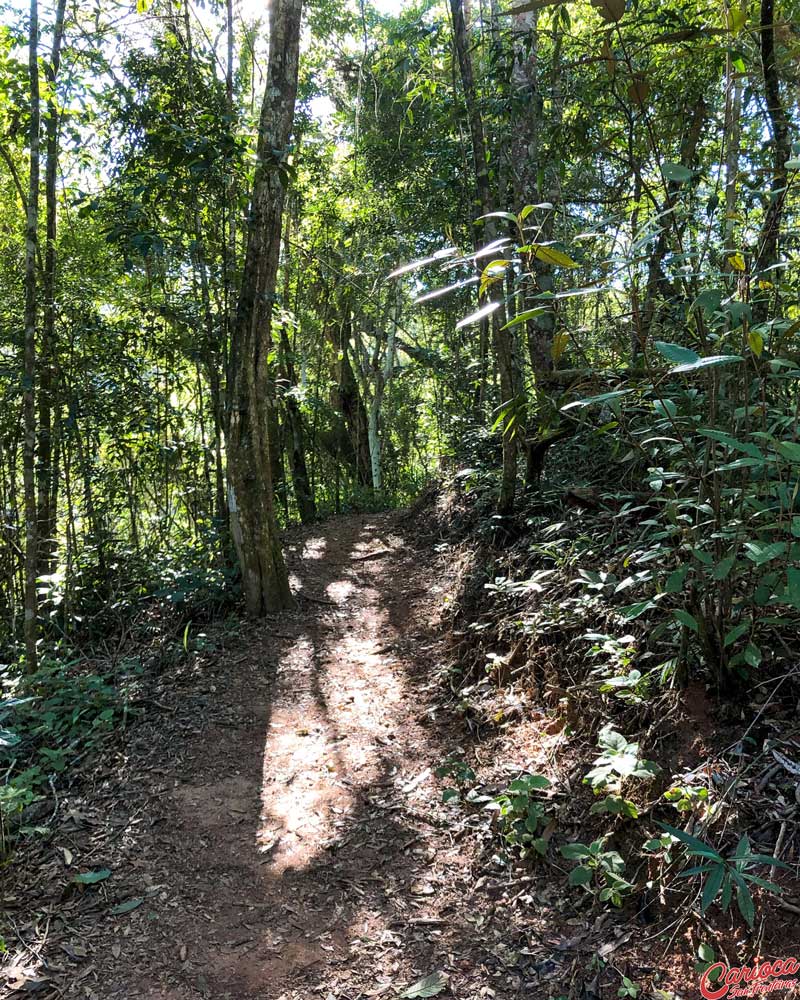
xmin=226 ymin=0 xmax=302 ymax=616
xmin=450 ymin=0 xmax=520 ymax=515
xmin=723 ymin=27 xmax=743 ymax=265
xmin=328 ymin=314 xmax=372 ymax=489
xmin=755 ymin=0 xmax=791 ymax=297
xmin=23 ymin=0 xmax=40 ymax=671
xmin=37 ymin=0 xmax=67 ymax=579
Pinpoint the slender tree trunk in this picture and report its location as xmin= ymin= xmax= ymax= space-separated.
xmin=328 ymin=314 xmax=372 ymax=489
xmin=37 ymin=0 xmax=67 ymax=579
xmin=23 ymin=0 xmax=40 ymax=671
xmin=355 ymin=306 xmax=397 ymax=496
xmin=755 ymin=0 xmax=791 ymax=300
xmin=226 ymin=0 xmax=302 ymax=616
xmin=450 ymin=0 xmax=520 ymax=515
xmin=279 ymin=215 xmax=315 ymax=523
xmin=723 ymin=28 xmax=743 ymax=265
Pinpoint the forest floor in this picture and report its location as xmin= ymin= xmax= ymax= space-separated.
xmin=5 ymin=509 xmax=797 ymax=999
xmin=4 ymin=512 xmax=540 ymax=999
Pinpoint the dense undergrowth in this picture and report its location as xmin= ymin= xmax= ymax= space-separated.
xmin=0 ymin=539 xmax=240 ymax=867
xmin=426 ymin=441 xmax=800 ymax=974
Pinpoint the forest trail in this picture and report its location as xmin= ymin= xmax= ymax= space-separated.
xmin=8 ymin=512 xmax=509 ymax=1000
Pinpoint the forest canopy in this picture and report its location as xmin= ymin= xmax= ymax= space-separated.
xmin=0 ymin=0 xmax=796 ymax=675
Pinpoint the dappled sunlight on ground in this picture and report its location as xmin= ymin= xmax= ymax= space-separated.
xmin=5 ymin=514 xmax=485 ymax=1000
xmin=1 ymin=952 xmax=48 ymax=994
xmin=298 ymin=536 xmax=327 ymax=560
xmin=257 ymin=556 xmax=416 ymax=876
xmin=324 ymin=577 xmax=355 ymax=601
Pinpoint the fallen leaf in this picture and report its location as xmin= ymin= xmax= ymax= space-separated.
xmin=110 ymin=897 xmax=143 ymax=915
xmin=400 ymin=971 xmax=449 ymax=998
xmin=73 ymin=869 xmax=111 ymax=885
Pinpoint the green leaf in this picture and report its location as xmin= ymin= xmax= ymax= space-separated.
xmin=748 ymin=330 xmax=764 ymax=357
xmin=568 ymin=865 xmax=593 ymax=886
xmin=693 ymin=289 xmax=723 ymax=315
xmin=670 ymin=355 xmax=744 ymax=374
xmin=0 ymin=727 xmax=20 ymax=748
xmin=698 ymin=428 xmax=765 ymax=459
xmin=662 ymin=162 xmax=693 ymax=183
xmin=531 ymin=244 xmax=579 ymax=268
xmin=656 ymin=823 xmax=723 ymax=860
xmin=561 ymin=390 xmax=631 ymax=411
xmin=455 ymin=302 xmax=501 ymax=329
xmin=561 ymin=843 xmax=591 ymax=859
xmin=723 ymin=621 xmax=750 ymax=647
xmin=673 ymin=609 xmax=699 ymax=633
xmin=732 ymin=853 xmax=787 ymax=868
xmin=736 ymin=882 xmax=755 ymax=928
xmin=518 ymin=202 xmax=553 ymax=221
xmin=717 ymin=458 xmax=764 ymax=471
xmin=775 ymin=441 xmax=800 ymax=463
xmin=720 ymin=873 xmax=733 ymax=911
xmin=523 ymin=774 xmax=551 ymax=790
xmin=724 ymin=301 xmax=752 ymax=327
xmin=110 ymin=897 xmax=143 ymax=915
xmin=500 ymin=307 xmax=549 ymax=330
xmin=620 ymin=600 xmax=654 ymax=620
xmin=698 ymin=943 xmax=715 ymax=963
xmin=740 ymin=875 xmax=783 ymax=893
xmin=665 ymin=565 xmax=689 ymax=593
xmin=400 ymin=971 xmax=449 ymax=998
xmin=477 ymin=211 xmax=518 ymax=224
xmin=73 ymin=869 xmax=112 ymax=885
xmin=743 ymin=643 xmax=762 ymax=668
xmin=744 ymin=541 xmax=786 ymax=566
xmin=713 ymin=557 xmax=736 ymax=581
xmin=678 ymin=864 xmax=715 ymax=877
xmin=701 ymin=864 xmax=725 ymax=913
xmin=785 ymin=158 xmax=800 ymax=170
xmin=654 ymin=341 xmax=698 ymax=365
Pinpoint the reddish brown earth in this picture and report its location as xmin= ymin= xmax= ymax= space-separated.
xmin=3 ymin=513 xmax=539 ymax=999
xmin=4 ymin=511 xmax=799 ymax=1000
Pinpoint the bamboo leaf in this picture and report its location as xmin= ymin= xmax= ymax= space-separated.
xmin=456 ymin=302 xmax=501 ymax=329
xmin=500 ymin=307 xmax=549 ymax=330
xmin=531 ymin=244 xmax=579 ymax=268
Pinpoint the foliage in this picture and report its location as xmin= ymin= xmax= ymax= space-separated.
xmin=561 ymin=838 xmax=634 ymax=907
xmin=654 ymin=823 xmax=787 ymax=927
xmin=489 ymin=773 xmax=552 ymax=857
xmin=435 ymin=755 xmax=476 ymax=803
xmin=584 ymin=725 xmax=660 ymax=802
xmin=0 ymin=659 xmax=130 ymax=854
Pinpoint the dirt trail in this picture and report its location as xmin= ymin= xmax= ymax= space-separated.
xmin=6 ymin=513 xmax=514 ymax=999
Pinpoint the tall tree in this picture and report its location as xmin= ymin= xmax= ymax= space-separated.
xmin=226 ymin=0 xmax=303 ymax=616
xmin=38 ymin=0 xmax=68 ymax=577
xmin=449 ymin=0 xmax=522 ymax=515
xmin=755 ymin=0 xmax=791 ymax=296
xmin=23 ymin=0 xmax=40 ymax=671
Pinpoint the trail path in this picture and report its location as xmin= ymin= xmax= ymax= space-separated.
xmin=7 ymin=513 xmax=521 ymax=999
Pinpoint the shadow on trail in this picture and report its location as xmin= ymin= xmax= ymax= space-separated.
xmin=6 ymin=513 xmax=526 ymax=1000
xmin=181 ymin=513 xmax=486 ymax=1000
